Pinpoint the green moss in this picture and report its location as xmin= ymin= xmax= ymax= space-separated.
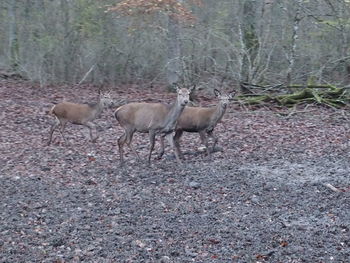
xmin=237 ymin=85 xmax=349 ymax=108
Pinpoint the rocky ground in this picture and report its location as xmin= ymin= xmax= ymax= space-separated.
xmin=1 ymin=80 xmax=349 ymax=262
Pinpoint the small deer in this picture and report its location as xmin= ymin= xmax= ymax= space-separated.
xmin=47 ymin=91 xmax=113 ymax=145
xmin=158 ymin=89 xmax=235 ymax=160
xmin=114 ymin=86 xmax=192 ymax=166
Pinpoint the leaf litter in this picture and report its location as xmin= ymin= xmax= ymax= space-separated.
xmin=0 ymin=80 xmax=349 ymax=262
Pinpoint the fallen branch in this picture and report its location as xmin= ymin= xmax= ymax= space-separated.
xmin=237 ymin=85 xmax=349 ymax=108
xmin=78 ymin=64 xmax=96 ymax=85
xmin=323 ymin=183 xmax=341 ymax=193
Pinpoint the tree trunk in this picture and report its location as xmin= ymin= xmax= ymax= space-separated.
xmin=285 ymin=4 xmax=301 ymax=85
xmin=8 ymin=0 xmax=19 ymax=71
xmin=166 ymin=13 xmax=182 ymax=87
xmin=240 ymin=0 xmax=259 ymax=93
xmin=60 ymin=0 xmax=70 ymax=83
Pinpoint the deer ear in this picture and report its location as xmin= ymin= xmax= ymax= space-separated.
xmin=214 ymin=89 xmax=221 ymax=97
xmin=190 ymin=85 xmax=196 ymax=92
xmin=173 ymin=83 xmax=180 ymax=92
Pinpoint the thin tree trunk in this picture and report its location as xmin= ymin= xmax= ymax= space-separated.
xmin=61 ymin=0 xmax=70 ymax=83
xmin=166 ymin=13 xmax=182 ymax=86
xmin=286 ymin=5 xmax=301 ymax=85
xmin=240 ymin=0 xmax=259 ymax=93
xmin=8 ymin=0 xmax=19 ymax=71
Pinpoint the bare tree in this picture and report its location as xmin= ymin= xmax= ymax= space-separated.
xmin=1 ymin=0 xmax=350 ymax=87
xmin=285 ymin=1 xmax=302 ymax=85
xmin=166 ymin=3 xmax=183 ymax=86
xmin=8 ymin=0 xmax=18 ymax=71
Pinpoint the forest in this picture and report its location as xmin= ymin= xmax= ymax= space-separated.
xmin=1 ymin=0 xmax=350 ymax=87
xmin=1 ymin=1 xmax=350 ymax=262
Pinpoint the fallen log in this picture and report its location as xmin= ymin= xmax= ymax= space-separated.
xmin=237 ymin=84 xmax=349 ymax=108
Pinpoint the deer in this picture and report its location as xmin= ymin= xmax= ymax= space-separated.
xmin=47 ymin=91 xmax=114 ymax=145
xmin=158 ymin=89 xmax=235 ymax=160
xmin=114 ymin=86 xmax=192 ymax=166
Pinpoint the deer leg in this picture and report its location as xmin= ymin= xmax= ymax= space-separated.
xmin=58 ymin=120 xmax=69 ymax=145
xmin=47 ymin=118 xmax=60 ymax=146
xmin=117 ymin=132 xmax=127 ymax=165
xmin=173 ymin=130 xmax=184 ymax=161
xmin=209 ymin=131 xmax=219 ymax=153
xmin=147 ymin=130 xmax=156 ymax=165
xmin=199 ymin=131 xmax=211 ymax=157
xmin=85 ymin=122 xmax=97 ymax=142
xmin=157 ymin=133 xmax=177 ymax=160
xmin=118 ymin=128 xmax=138 ymax=165
xmin=124 ymin=128 xmax=141 ymax=162
xmin=156 ymin=135 xmax=166 ymax=160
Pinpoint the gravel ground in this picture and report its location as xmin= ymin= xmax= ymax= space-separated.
xmin=1 ymin=81 xmax=350 ymax=262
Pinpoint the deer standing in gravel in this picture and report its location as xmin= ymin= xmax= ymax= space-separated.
xmin=114 ymin=86 xmax=192 ymax=166
xmin=158 ymin=89 xmax=235 ymax=160
xmin=47 ymin=91 xmax=113 ymax=145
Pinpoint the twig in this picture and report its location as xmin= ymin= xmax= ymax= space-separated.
xmin=323 ymin=183 xmax=341 ymax=193
xmin=78 ymin=64 xmax=96 ymax=85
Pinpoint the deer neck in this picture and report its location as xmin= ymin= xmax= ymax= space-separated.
xmin=161 ymin=99 xmax=185 ymax=134
xmin=91 ymin=100 xmax=105 ymax=118
xmin=207 ymin=102 xmax=227 ymax=131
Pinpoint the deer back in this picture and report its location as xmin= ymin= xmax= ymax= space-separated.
xmin=115 ymin=102 xmax=169 ymax=132
xmin=52 ymin=102 xmax=96 ymax=124
xmin=177 ymin=106 xmax=216 ymax=131
xmin=176 ymin=89 xmax=235 ymax=132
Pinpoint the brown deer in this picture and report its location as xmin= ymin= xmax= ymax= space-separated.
xmin=114 ymin=86 xmax=192 ymax=166
xmin=158 ymin=89 xmax=235 ymax=160
xmin=47 ymin=91 xmax=113 ymax=145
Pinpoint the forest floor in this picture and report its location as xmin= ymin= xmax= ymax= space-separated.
xmin=1 ymin=80 xmax=350 ymax=263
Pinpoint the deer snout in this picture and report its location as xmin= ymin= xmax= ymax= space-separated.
xmin=181 ymin=99 xmax=189 ymax=106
